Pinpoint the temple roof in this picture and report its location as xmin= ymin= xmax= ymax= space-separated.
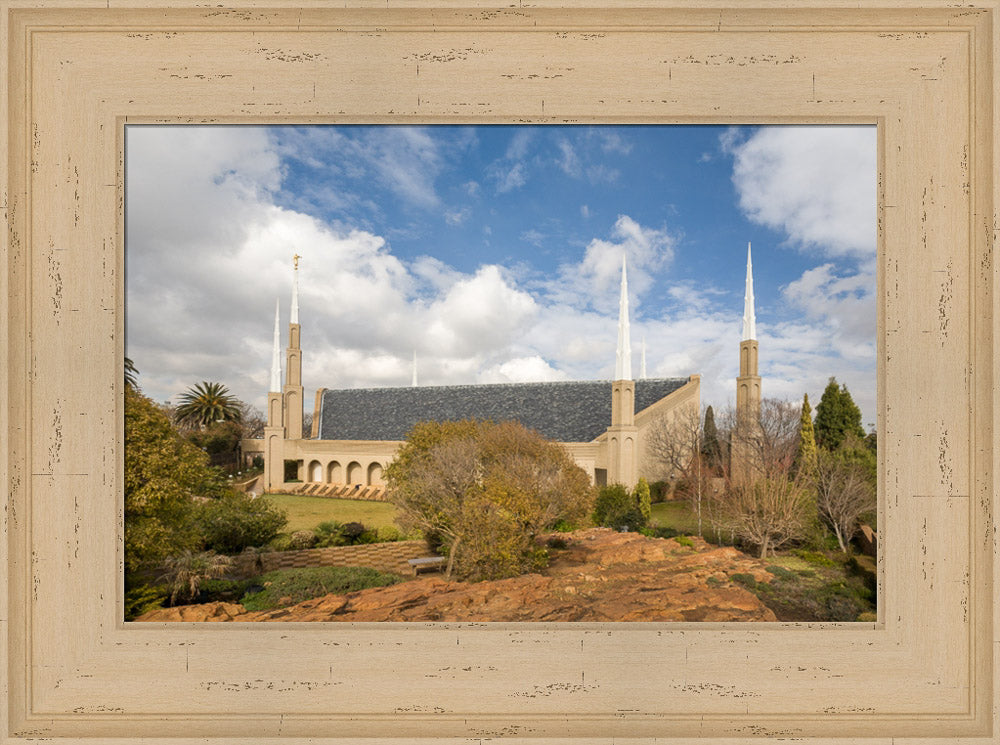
xmin=316 ymin=377 xmax=690 ymax=443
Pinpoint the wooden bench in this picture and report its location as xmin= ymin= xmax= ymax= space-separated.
xmin=407 ymin=556 xmax=446 ymax=576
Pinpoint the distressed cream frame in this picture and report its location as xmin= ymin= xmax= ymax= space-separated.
xmin=1 ymin=2 xmax=998 ymax=743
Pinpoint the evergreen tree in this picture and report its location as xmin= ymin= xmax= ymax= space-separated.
xmin=700 ymin=405 xmax=721 ymax=468
xmin=813 ymin=377 xmax=864 ymax=451
xmin=793 ymin=393 xmax=819 ymax=480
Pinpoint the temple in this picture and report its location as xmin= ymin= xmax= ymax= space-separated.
xmin=245 ymin=254 xmax=707 ymax=494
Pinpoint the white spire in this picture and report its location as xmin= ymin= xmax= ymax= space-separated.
xmin=290 ymin=254 xmax=300 ymax=324
xmin=742 ymin=242 xmax=756 ymax=341
xmin=411 ymin=350 xmax=418 ymax=387
xmin=640 ymin=335 xmax=648 ymax=379
xmin=269 ymin=298 xmax=282 ymax=392
xmin=615 ymin=253 xmax=632 ymax=380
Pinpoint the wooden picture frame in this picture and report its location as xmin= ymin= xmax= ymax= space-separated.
xmin=2 ymin=2 xmax=997 ymax=742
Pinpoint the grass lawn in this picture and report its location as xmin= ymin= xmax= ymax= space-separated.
xmin=649 ymin=500 xmax=702 ymax=535
xmin=263 ymin=494 xmax=401 ymax=533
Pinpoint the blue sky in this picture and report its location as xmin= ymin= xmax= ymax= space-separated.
xmin=125 ymin=124 xmax=877 ymax=426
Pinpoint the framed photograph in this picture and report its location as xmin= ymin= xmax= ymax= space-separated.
xmin=2 ymin=2 xmax=997 ymax=742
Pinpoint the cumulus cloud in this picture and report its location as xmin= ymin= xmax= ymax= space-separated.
xmin=126 ymin=125 xmax=876 ymax=427
xmin=478 ymin=356 xmax=570 ymax=384
xmin=546 ymin=215 xmax=676 ymax=314
xmin=724 ymin=126 xmax=876 ymax=258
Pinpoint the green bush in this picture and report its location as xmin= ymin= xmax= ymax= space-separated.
xmin=765 ymin=565 xmax=797 ymax=582
xmin=729 ymin=573 xmax=758 ymax=590
xmin=197 ymin=493 xmax=287 ymax=554
xmin=792 ymin=549 xmax=838 ymax=567
xmin=592 ymin=484 xmax=648 ymax=531
xmin=195 ymin=577 xmax=255 ymax=603
xmin=674 ymin=534 xmax=694 ymax=548
xmin=239 ymin=566 xmax=404 ymax=611
xmin=376 ymin=525 xmax=403 ymax=542
xmin=124 ymin=584 xmax=168 ymax=621
xmin=649 ymin=481 xmax=670 ymax=503
xmin=267 ymin=533 xmax=295 ymax=552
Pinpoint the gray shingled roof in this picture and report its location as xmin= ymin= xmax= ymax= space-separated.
xmin=317 ymin=378 xmax=689 ymax=443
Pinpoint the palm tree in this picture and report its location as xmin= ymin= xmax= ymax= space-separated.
xmin=174 ymin=381 xmax=243 ymax=428
xmin=157 ymin=551 xmax=233 ymax=605
xmin=124 ymin=357 xmax=139 ymax=390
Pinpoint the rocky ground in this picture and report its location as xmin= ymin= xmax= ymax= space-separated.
xmin=136 ymin=528 xmax=779 ymax=622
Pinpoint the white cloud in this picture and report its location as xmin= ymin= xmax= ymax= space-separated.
xmin=444 ymin=207 xmax=471 ymax=226
xmin=521 ymin=229 xmax=545 ymax=248
xmin=556 ymin=138 xmax=581 ymax=177
xmin=126 ymin=125 xmax=875 ymax=428
xmin=478 ymin=356 xmax=570 ymax=384
xmin=725 ymin=126 xmax=876 ymax=258
xmin=492 ymin=162 xmax=527 ymax=193
xmin=550 ymin=215 xmax=676 ymax=313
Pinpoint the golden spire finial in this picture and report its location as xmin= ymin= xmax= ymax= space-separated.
xmin=293 ymin=253 xmax=301 ymax=271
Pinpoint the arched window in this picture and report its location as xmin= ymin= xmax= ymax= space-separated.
xmin=327 ymin=461 xmax=342 ymax=483
xmin=308 ymin=460 xmax=322 ymax=483
xmin=346 ymin=461 xmax=363 ymax=485
xmin=367 ymin=462 xmax=384 ymax=486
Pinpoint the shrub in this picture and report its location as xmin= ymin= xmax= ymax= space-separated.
xmin=288 ymin=529 xmax=317 ymax=550
xmin=649 ymin=481 xmax=670 ymax=503
xmin=376 ymin=525 xmax=403 ymax=542
xmin=765 ymin=565 xmax=797 ymax=582
xmin=124 ymin=584 xmax=168 ymax=621
xmin=239 ymin=566 xmax=404 ymax=611
xmin=267 ymin=534 xmax=295 ymax=552
xmin=729 ymin=572 xmax=758 ymax=590
xmin=592 ymin=484 xmax=647 ymax=531
xmin=195 ymin=577 xmax=255 ymax=603
xmin=792 ymin=549 xmax=837 ymax=567
xmin=157 ymin=550 xmax=233 ymax=605
xmin=674 ymin=534 xmax=695 ymax=548
xmin=634 ymin=477 xmax=652 ymax=524
xmin=197 ymin=492 xmax=288 ymax=554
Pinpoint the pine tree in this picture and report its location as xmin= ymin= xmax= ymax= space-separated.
xmin=794 ymin=393 xmax=819 ymax=480
xmin=700 ymin=405 xmax=721 ymax=468
xmin=813 ymin=377 xmax=864 ymax=451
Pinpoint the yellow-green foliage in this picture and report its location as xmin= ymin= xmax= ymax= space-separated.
xmin=385 ymin=419 xmax=595 ymax=581
xmin=634 ymin=477 xmax=652 ymax=524
xmin=794 ymin=393 xmax=819 ymax=481
xmin=125 ymin=387 xmax=230 ymax=572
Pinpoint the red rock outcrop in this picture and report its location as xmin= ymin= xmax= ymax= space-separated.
xmin=136 ymin=528 xmax=777 ymax=623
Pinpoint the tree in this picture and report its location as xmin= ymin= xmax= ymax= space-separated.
xmin=385 ymin=419 xmax=594 ymax=581
xmin=793 ymin=393 xmax=819 ymax=480
xmin=238 ymin=401 xmax=267 ymax=439
xmin=124 ymin=356 xmax=139 ymax=390
xmin=815 ymin=449 xmax=876 ymax=552
xmin=721 ymin=398 xmax=801 ymax=481
xmin=813 ymin=377 xmax=864 ymax=451
xmin=125 ymin=388 xmax=286 ymax=579
xmin=715 ymin=475 xmax=813 ymax=558
xmin=709 ymin=398 xmax=809 ymax=555
xmin=124 ymin=387 xmax=231 ymax=573
xmin=174 ymin=381 xmax=243 ymax=429
xmin=701 ymin=405 xmax=721 ymax=469
xmin=644 ymin=407 xmax=711 ymax=536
